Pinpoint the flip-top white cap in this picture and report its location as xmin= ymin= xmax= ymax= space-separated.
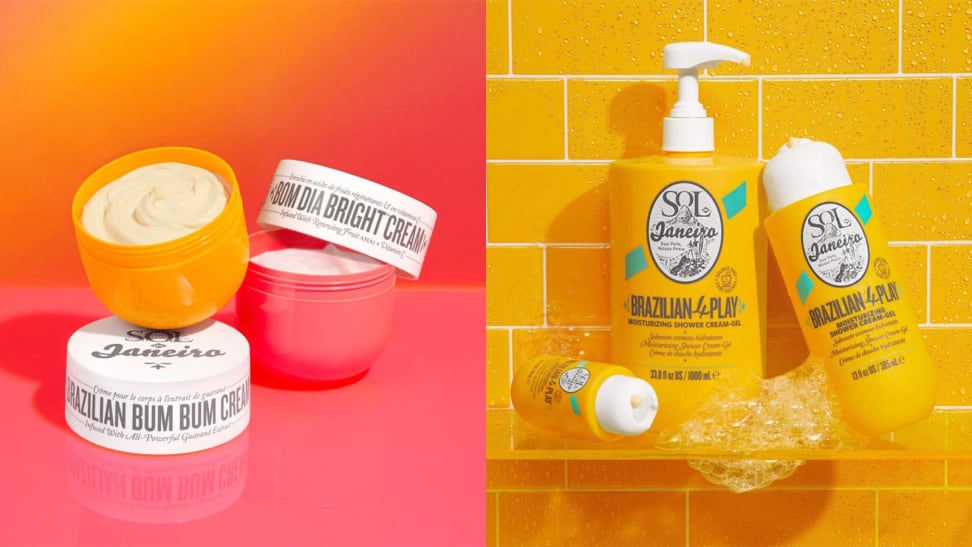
xmin=594 ymin=375 xmax=658 ymax=436
xmin=764 ymin=137 xmax=853 ymax=212
xmin=662 ymin=42 xmax=751 ymax=152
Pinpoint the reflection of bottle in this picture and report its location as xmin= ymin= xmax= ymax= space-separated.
xmin=763 ymin=137 xmax=936 ymax=437
xmin=610 ymin=41 xmax=766 ymax=431
xmin=511 ymin=355 xmax=658 ymax=441
xmin=64 ymin=431 xmax=248 ymax=523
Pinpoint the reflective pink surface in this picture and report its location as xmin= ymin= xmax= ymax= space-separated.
xmin=0 ymin=287 xmax=485 ymax=546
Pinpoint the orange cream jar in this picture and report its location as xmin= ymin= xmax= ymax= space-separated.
xmin=72 ymin=147 xmax=249 ymax=329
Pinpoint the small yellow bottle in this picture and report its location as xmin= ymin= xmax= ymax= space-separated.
xmin=763 ymin=138 xmax=936 ymax=437
xmin=511 ymin=356 xmax=659 ymax=441
xmin=610 ymin=42 xmax=767 ymax=431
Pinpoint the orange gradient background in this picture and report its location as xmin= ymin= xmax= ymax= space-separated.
xmin=0 ymin=0 xmax=484 ymax=287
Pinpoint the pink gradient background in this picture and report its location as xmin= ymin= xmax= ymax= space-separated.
xmin=0 ymin=0 xmax=484 ymax=287
xmin=0 ymin=2 xmax=485 ymax=545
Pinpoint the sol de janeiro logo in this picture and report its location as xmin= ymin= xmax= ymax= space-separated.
xmin=646 ymin=181 xmax=724 ymax=284
xmin=802 ymin=202 xmax=869 ymax=287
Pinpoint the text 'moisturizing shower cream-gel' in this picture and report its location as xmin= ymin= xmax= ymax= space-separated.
xmin=763 ymin=138 xmax=935 ymax=437
xmin=610 ymin=42 xmax=767 ymax=431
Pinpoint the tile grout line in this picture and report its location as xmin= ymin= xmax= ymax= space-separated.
xmin=868 ymin=161 xmax=874 ymax=196
xmin=944 ymin=414 xmax=951 ymax=488
xmin=898 ymin=0 xmax=903 ymax=75
xmin=563 ymin=78 xmax=569 ymax=161
xmin=487 ymin=324 xmax=611 ymax=330
xmin=685 ymin=491 xmax=691 ymax=547
xmin=757 ymin=77 xmax=764 ymax=161
xmin=541 ymin=245 xmax=549 ymax=327
xmin=486 ymin=485 xmax=972 ymax=494
xmin=494 ymin=491 xmax=501 ymax=547
xmin=487 ymin=72 xmax=969 ymax=80
xmin=927 ymin=244 xmax=932 ymax=326
xmin=506 ymin=0 xmax=512 ymax=76
xmin=874 ymin=489 xmax=880 ymax=547
xmin=484 ymin=243 xmax=611 ymax=249
xmin=486 ymin=157 xmax=972 ymax=164
xmin=953 ymin=76 xmax=958 ymax=159
xmin=702 ymin=0 xmax=708 ymax=41
xmin=485 ymin=163 xmax=491 ymax=245
xmin=488 ymin=241 xmax=971 ymax=248
xmin=506 ymin=327 xmax=514 ymax=412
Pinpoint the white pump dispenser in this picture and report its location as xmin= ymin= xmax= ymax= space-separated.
xmin=662 ymin=41 xmax=751 ymax=152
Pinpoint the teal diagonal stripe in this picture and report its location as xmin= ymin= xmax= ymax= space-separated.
xmin=625 ymin=246 xmax=648 ymax=280
xmin=796 ymin=270 xmax=815 ymax=304
xmin=722 ymin=181 xmax=748 ymax=220
xmin=855 ymin=194 xmax=873 ymax=225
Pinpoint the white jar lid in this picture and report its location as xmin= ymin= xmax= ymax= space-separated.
xmin=256 ymin=160 xmax=437 ymax=280
xmin=65 ymin=317 xmax=250 ymax=455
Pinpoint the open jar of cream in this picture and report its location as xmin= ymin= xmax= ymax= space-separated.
xmin=238 ymin=160 xmax=437 ymax=384
xmin=72 ymin=147 xmax=249 ymax=329
xmin=237 ymin=229 xmax=396 ymax=383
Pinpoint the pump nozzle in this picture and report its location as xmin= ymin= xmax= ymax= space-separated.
xmin=662 ymin=41 xmax=751 ymax=152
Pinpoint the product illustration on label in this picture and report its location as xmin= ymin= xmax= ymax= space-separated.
xmin=559 ymin=367 xmax=590 ymax=393
xmin=646 ymin=181 xmax=723 ymax=284
xmin=802 ymin=202 xmax=869 ymax=287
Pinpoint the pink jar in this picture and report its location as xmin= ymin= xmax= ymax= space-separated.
xmin=236 ymin=230 xmax=396 ymax=383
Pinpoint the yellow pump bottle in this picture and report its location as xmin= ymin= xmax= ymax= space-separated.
xmin=763 ymin=138 xmax=935 ymax=437
xmin=609 ymin=42 xmax=766 ymax=432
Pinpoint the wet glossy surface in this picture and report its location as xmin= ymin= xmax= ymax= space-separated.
xmin=487 ymin=408 xmax=972 ymax=461
xmin=0 ymin=287 xmax=484 ymax=546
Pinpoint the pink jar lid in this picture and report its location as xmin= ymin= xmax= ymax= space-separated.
xmin=256 ymin=160 xmax=437 ymax=280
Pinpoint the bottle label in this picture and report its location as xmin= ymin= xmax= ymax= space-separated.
xmin=801 ymin=202 xmax=869 ymax=287
xmin=559 ymin=367 xmax=590 ymax=393
xmin=646 ymin=181 xmax=723 ymax=283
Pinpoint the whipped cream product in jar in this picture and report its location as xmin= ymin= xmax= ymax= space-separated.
xmin=249 ymin=244 xmax=384 ymax=276
xmin=72 ymin=147 xmax=249 ymax=329
xmin=82 ymin=162 xmax=228 ymax=246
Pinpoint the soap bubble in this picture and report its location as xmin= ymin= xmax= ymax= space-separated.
xmin=688 ymin=459 xmax=803 ymax=493
xmin=656 ymin=358 xmax=859 ymax=492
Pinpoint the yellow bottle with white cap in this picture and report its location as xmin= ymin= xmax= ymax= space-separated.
xmin=511 ymin=355 xmax=659 ymax=441
xmin=610 ymin=42 xmax=766 ymax=432
xmin=763 ymin=138 xmax=935 ymax=437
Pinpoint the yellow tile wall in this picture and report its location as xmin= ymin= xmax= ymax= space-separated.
xmin=487 ymin=1 xmax=972 ymax=545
